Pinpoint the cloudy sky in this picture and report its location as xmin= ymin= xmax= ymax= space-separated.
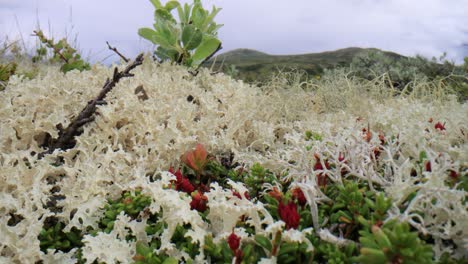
xmin=1 ymin=0 xmax=467 ymax=64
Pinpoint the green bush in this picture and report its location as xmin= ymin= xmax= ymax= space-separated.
xmin=138 ymin=0 xmax=223 ymax=69
xmin=32 ymin=30 xmax=91 ymax=73
xmin=341 ymin=50 xmax=468 ymax=100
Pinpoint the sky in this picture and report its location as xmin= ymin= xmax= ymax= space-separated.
xmin=1 ymin=0 xmax=467 ymax=64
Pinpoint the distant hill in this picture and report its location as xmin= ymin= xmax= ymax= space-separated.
xmin=203 ymin=47 xmax=406 ymax=83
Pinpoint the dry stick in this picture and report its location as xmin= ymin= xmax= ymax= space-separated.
xmin=39 ymin=53 xmax=144 ymax=158
xmin=106 ymin=41 xmax=129 ymax=63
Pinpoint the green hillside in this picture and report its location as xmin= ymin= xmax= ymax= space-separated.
xmin=203 ymin=47 xmax=406 ymax=83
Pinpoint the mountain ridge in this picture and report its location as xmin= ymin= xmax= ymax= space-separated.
xmin=204 ymin=47 xmax=406 ymax=83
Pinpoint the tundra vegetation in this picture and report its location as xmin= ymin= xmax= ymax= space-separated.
xmin=0 ymin=0 xmax=467 ymax=263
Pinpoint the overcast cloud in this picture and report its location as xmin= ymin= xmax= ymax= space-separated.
xmin=1 ymin=0 xmax=467 ymax=64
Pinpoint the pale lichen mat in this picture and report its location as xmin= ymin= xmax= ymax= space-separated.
xmin=0 ymin=59 xmax=467 ymax=263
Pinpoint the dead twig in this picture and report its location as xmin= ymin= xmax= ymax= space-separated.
xmin=106 ymin=41 xmax=129 ymax=63
xmin=39 ymin=53 xmax=144 ymax=158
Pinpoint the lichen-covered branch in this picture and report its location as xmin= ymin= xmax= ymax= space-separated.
xmin=39 ymin=53 xmax=144 ymax=158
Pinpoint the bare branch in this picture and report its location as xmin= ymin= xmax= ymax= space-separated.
xmin=106 ymin=41 xmax=129 ymax=63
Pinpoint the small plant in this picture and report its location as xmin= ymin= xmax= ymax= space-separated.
xmin=245 ymin=162 xmax=280 ymax=197
xmin=138 ymin=0 xmax=222 ymax=69
xmin=0 ymin=62 xmax=16 ymax=90
xmin=355 ymin=221 xmax=434 ymax=264
xmin=38 ymin=219 xmax=83 ymax=253
xmin=181 ymin=143 xmax=209 ymax=180
xmin=305 ymin=130 xmax=323 ymax=141
xmin=32 ymin=30 xmax=90 ymax=73
xmin=225 ymin=64 xmax=239 ymax=78
xmin=314 ymin=240 xmax=357 ymax=264
xmin=31 ymin=142 xmax=465 ymax=262
xmin=134 ymin=241 xmax=178 ymax=264
xmin=99 ymin=190 xmax=152 ymax=233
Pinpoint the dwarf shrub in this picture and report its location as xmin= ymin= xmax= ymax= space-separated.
xmin=138 ymin=0 xmax=223 ymax=69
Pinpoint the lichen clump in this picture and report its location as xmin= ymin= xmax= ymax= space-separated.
xmin=0 ymin=58 xmax=467 ymax=263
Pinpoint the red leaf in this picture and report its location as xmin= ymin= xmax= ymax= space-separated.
xmin=268 ymin=187 xmax=283 ymax=202
xmin=227 ymin=232 xmax=241 ymax=252
xmin=362 ymin=127 xmax=372 ymax=142
xmin=313 ymin=154 xmax=330 ymax=187
xmin=292 ymin=187 xmax=307 ymax=207
xmin=232 ymin=191 xmax=251 ymax=200
xmin=425 ymin=161 xmax=432 ymax=172
xmin=278 ymin=201 xmax=300 ymax=229
xmin=182 ymin=144 xmax=208 ymax=174
xmin=449 ymin=170 xmax=459 ymax=180
xmin=169 ymin=168 xmax=195 ymax=194
xmin=190 ymin=191 xmax=208 ymax=212
xmin=338 ymin=152 xmax=346 ymax=162
xmin=435 ymin=122 xmax=446 ymax=131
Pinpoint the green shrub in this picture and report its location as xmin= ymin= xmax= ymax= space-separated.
xmin=348 ymin=50 xmax=426 ymax=88
xmin=32 ymin=30 xmax=90 ymax=73
xmin=342 ymin=50 xmax=468 ymax=100
xmin=138 ymin=0 xmax=222 ymax=69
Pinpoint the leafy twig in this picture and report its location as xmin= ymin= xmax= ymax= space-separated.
xmin=39 ymin=53 xmax=144 ymax=158
xmin=32 ymin=30 xmax=91 ymax=73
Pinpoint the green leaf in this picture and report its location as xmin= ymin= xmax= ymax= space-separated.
xmin=150 ymin=0 xmax=162 ymax=9
xmin=364 ymin=198 xmax=375 ymax=208
xmin=164 ymin=1 xmax=180 ymax=11
xmin=360 ymin=236 xmax=378 ymax=249
xmin=358 ymin=248 xmax=387 ymax=263
xmin=182 ymin=25 xmax=202 ymax=50
xmin=243 ymin=243 xmax=254 ymax=258
xmin=191 ymin=37 xmax=221 ymax=67
xmin=155 ymin=9 xmax=176 ymax=23
xmin=153 ymin=19 xmax=178 ymax=48
xmin=206 ymin=6 xmax=222 ymax=25
xmin=177 ymin=3 xmax=192 ymax=25
xmin=278 ymin=242 xmax=298 ymax=255
xmin=55 ymin=40 xmax=65 ymax=50
xmin=190 ymin=4 xmax=207 ymax=29
xmin=138 ymin=28 xmax=159 ymax=44
xmin=136 ymin=241 xmax=152 ymax=256
xmin=371 ymin=225 xmax=392 ymax=249
xmin=419 ymin=151 xmax=427 ymax=163
xmin=255 ymin=234 xmax=272 ymax=251
xmin=331 ymin=202 xmax=346 ymax=212
xmin=200 ymin=6 xmax=222 ymax=33
xmin=162 ymin=257 xmax=178 ymax=264
xmin=206 ymin=23 xmax=223 ymax=36
xmin=61 ymin=61 xmax=86 ymax=73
